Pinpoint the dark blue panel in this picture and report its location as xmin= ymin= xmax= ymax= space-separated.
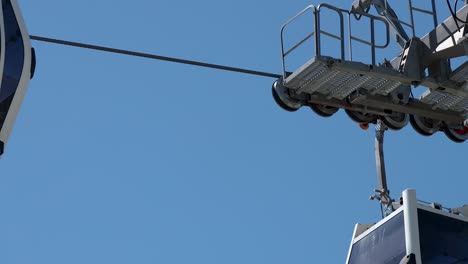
xmin=0 ymin=0 xmax=24 ymax=129
xmin=419 ymin=209 xmax=468 ymax=263
xmin=348 ymin=212 xmax=406 ymax=264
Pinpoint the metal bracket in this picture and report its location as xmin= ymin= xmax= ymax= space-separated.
xmin=398 ymin=38 xmax=425 ymax=82
xmin=370 ymin=119 xmax=395 ymax=218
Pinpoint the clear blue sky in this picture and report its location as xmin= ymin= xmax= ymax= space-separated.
xmin=1 ymin=1 xmax=466 ymax=263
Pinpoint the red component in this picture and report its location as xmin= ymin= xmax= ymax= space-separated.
xmin=454 ymin=127 xmax=468 ymax=135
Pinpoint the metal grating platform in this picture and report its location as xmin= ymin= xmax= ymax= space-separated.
xmin=450 ymin=61 xmax=468 ymax=83
xmin=280 ymin=55 xmax=468 ymax=122
xmin=284 ymin=56 xmax=404 ymax=100
xmin=421 ymin=91 xmax=468 ymax=112
xmin=420 ymin=62 xmax=468 ymax=112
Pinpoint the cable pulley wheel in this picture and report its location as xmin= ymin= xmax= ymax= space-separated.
xmin=409 ymin=115 xmax=439 ymax=136
xmin=345 ymin=109 xmax=375 ymax=124
xmin=381 ymin=112 xmax=409 ymax=131
xmin=309 ymin=103 xmax=339 ymax=117
xmin=272 ymin=81 xmax=301 ymax=112
xmin=443 ymin=126 xmax=468 ymax=143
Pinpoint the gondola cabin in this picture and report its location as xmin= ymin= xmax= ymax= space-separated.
xmin=346 ymin=190 xmax=468 ymax=264
xmin=0 ymin=0 xmax=34 ymax=156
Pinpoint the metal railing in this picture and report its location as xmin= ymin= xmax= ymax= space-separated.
xmin=408 ymin=0 xmax=438 ymax=36
xmin=319 ymin=3 xmax=390 ymax=65
xmin=280 ymin=4 xmax=391 ymax=79
xmin=280 ymin=5 xmax=317 ymax=81
xmin=346 ymin=8 xmax=391 ymax=65
xmin=315 ymin=4 xmax=346 ymax=61
xmin=366 ymin=0 xmax=438 ymax=42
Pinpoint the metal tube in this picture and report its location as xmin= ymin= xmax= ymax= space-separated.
xmin=431 ymin=0 xmax=438 ymax=28
xmin=375 ymin=120 xmax=388 ymax=192
xmin=280 ymin=25 xmax=287 ymax=79
xmin=315 ymin=8 xmax=321 ymax=57
xmin=402 ymin=189 xmax=422 ymax=264
xmin=339 ymin=12 xmax=345 ymax=60
xmin=370 ymin=19 xmax=376 ymax=65
xmin=348 ymin=14 xmax=353 ymax=61
xmin=408 ymin=0 xmax=416 ymax=37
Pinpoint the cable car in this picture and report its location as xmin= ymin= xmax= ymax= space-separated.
xmin=346 ymin=189 xmax=468 ymax=264
xmin=0 ymin=0 xmax=35 ymax=156
xmin=273 ymin=1 xmax=468 ymax=143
